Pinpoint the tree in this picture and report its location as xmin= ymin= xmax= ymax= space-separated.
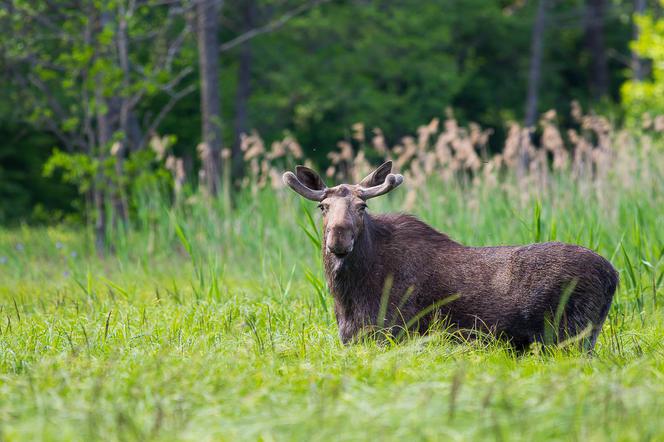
xmin=232 ymin=0 xmax=256 ymax=184
xmin=632 ymin=0 xmax=648 ymax=81
xmin=584 ymin=0 xmax=609 ymax=99
xmin=220 ymin=0 xmax=332 ymax=182
xmin=196 ymin=0 xmax=223 ymax=196
xmin=622 ymin=0 xmax=664 ymax=119
xmin=0 ymin=0 xmax=195 ymax=251
xmin=525 ymin=0 xmax=550 ymax=129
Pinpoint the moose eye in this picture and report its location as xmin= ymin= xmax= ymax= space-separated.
xmin=317 ymin=204 xmax=328 ymax=213
xmin=357 ymin=204 xmax=367 ymax=212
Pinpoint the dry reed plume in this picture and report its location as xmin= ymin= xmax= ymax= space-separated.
xmin=164 ymin=102 xmax=663 ymax=206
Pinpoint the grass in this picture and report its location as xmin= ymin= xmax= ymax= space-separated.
xmin=0 ymin=166 xmax=663 ymax=441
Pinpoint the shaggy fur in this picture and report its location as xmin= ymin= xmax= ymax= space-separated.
xmin=325 ymin=213 xmax=618 ymax=349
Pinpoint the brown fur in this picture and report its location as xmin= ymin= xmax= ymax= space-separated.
xmin=284 ymin=163 xmax=619 ymax=350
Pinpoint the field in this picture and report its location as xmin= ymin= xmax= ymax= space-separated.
xmin=1 ymin=123 xmax=664 ymax=441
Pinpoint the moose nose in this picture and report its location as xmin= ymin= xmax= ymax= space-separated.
xmin=327 ymin=243 xmax=353 ymax=257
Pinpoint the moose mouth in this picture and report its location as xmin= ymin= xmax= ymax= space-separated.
xmin=328 ymin=245 xmax=353 ymax=259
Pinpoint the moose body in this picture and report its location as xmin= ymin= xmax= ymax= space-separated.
xmin=284 ymin=162 xmax=618 ymax=349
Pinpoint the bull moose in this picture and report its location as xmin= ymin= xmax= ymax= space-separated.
xmin=283 ymin=161 xmax=618 ymax=350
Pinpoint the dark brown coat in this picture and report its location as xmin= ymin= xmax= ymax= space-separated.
xmin=326 ymin=213 xmax=618 ymax=349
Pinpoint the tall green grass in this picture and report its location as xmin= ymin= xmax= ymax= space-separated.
xmin=0 ymin=162 xmax=663 ymax=440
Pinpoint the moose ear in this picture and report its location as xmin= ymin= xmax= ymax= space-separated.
xmin=359 ymin=161 xmax=393 ymax=188
xmin=295 ymin=165 xmax=326 ymax=191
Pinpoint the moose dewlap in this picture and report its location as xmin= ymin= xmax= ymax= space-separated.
xmin=283 ymin=161 xmax=618 ymax=350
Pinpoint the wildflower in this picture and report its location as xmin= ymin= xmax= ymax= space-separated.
xmin=70 ymin=251 xmax=77 ymax=258
xmin=15 ymin=243 xmax=24 ymax=251
xmin=0 ymin=256 xmax=7 ymax=264
xmin=56 ymin=241 xmax=63 ymax=249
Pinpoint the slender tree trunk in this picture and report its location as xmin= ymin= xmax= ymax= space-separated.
xmin=95 ymin=86 xmax=111 ymax=254
xmin=93 ymin=10 xmax=116 ymax=255
xmin=115 ymin=6 xmax=130 ymax=222
xmin=525 ymin=0 xmax=549 ymax=129
xmin=632 ymin=0 xmax=647 ymax=81
xmin=233 ymin=0 xmax=256 ymax=184
xmin=196 ymin=0 xmax=223 ymax=196
xmin=584 ymin=0 xmax=609 ymax=99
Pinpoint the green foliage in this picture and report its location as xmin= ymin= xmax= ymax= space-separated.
xmin=0 ymin=0 xmax=648 ymax=223
xmin=43 ymin=149 xmax=98 ymax=193
xmin=0 ymin=0 xmax=194 ymax=223
xmin=621 ymin=0 xmax=664 ymax=119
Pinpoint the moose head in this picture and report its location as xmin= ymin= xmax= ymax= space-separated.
xmin=282 ymin=161 xmax=404 ymax=258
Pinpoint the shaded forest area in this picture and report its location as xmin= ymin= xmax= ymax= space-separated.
xmin=0 ymin=0 xmax=659 ymax=224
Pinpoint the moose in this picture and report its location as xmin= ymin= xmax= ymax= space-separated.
xmin=283 ymin=161 xmax=618 ymax=350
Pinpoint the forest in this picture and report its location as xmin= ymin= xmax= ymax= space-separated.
xmin=0 ymin=0 xmax=662 ymax=229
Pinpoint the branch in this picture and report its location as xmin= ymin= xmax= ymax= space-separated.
xmin=138 ymin=83 xmax=196 ymax=150
xmin=219 ymin=0 xmax=333 ymax=52
xmin=26 ymin=72 xmax=86 ymax=152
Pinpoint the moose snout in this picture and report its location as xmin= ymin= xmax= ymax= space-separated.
xmin=326 ymin=225 xmax=355 ymax=257
xmin=327 ymin=241 xmax=354 ymax=256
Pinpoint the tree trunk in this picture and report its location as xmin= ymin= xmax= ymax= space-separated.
xmin=524 ymin=0 xmax=549 ymax=129
xmin=95 ymin=86 xmax=111 ymax=255
xmin=233 ymin=0 xmax=256 ymax=184
xmin=196 ymin=0 xmax=223 ymax=196
xmin=93 ymin=10 xmax=116 ymax=255
xmin=632 ymin=0 xmax=647 ymax=81
xmin=114 ymin=6 xmax=130 ymax=223
xmin=584 ymin=0 xmax=609 ymax=99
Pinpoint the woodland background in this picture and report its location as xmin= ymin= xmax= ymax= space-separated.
xmin=1 ymin=0 xmax=663 ymax=234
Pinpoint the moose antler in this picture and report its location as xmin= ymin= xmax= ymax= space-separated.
xmin=282 ymin=171 xmax=327 ymax=201
xmin=359 ymin=173 xmax=404 ymax=200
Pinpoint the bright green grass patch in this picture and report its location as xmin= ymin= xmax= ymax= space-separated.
xmin=0 ymin=170 xmax=663 ymax=441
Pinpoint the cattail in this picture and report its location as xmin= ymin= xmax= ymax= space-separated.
xmin=503 ymin=123 xmax=521 ymax=169
xmin=197 ymin=142 xmax=211 ymax=162
xmin=110 ymin=141 xmax=122 ymax=156
xmin=166 ymin=155 xmax=186 ymax=198
xmin=284 ymin=136 xmax=303 ymax=159
xmin=268 ymin=141 xmax=286 ymax=160
xmin=434 ymin=132 xmax=453 ymax=167
xmin=338 ymin=141 xmax=354 ymax=161
xmin=571 ymin=100 xmax=583 ymax=123
xmin=244 ymin=139 xmax=265 ymax=161
xmin=540 ymin=111 xmax=568 ymax=171
xmin=149 ymin=134 xmax=169 ymax=160
xmin=372 ymin=128 xmax=387 ymax=155
xmin=352 ymin=122 xmax=365 ymax=144
xmin=396 ymin=137 xmax=417 ymax=170
xmin=654 ymin=115 xmax=664 ymax=132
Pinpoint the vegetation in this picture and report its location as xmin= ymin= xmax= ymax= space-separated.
xmin=622 ymin=0 xmax=664 ymax=120
xmin=1 ymin=109 xmax=663 ymax=440
xmin=1 ymin=0 xmax=661 ymax=224
xmin=1 ymin=0 xmax=663 ymax=440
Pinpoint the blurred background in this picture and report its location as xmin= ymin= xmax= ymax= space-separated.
xmin=0 ymin=0 xmax=662 ymax=249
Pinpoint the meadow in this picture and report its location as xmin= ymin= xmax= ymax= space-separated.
xmin=1 ymin=113 xmax=663 ymax=441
